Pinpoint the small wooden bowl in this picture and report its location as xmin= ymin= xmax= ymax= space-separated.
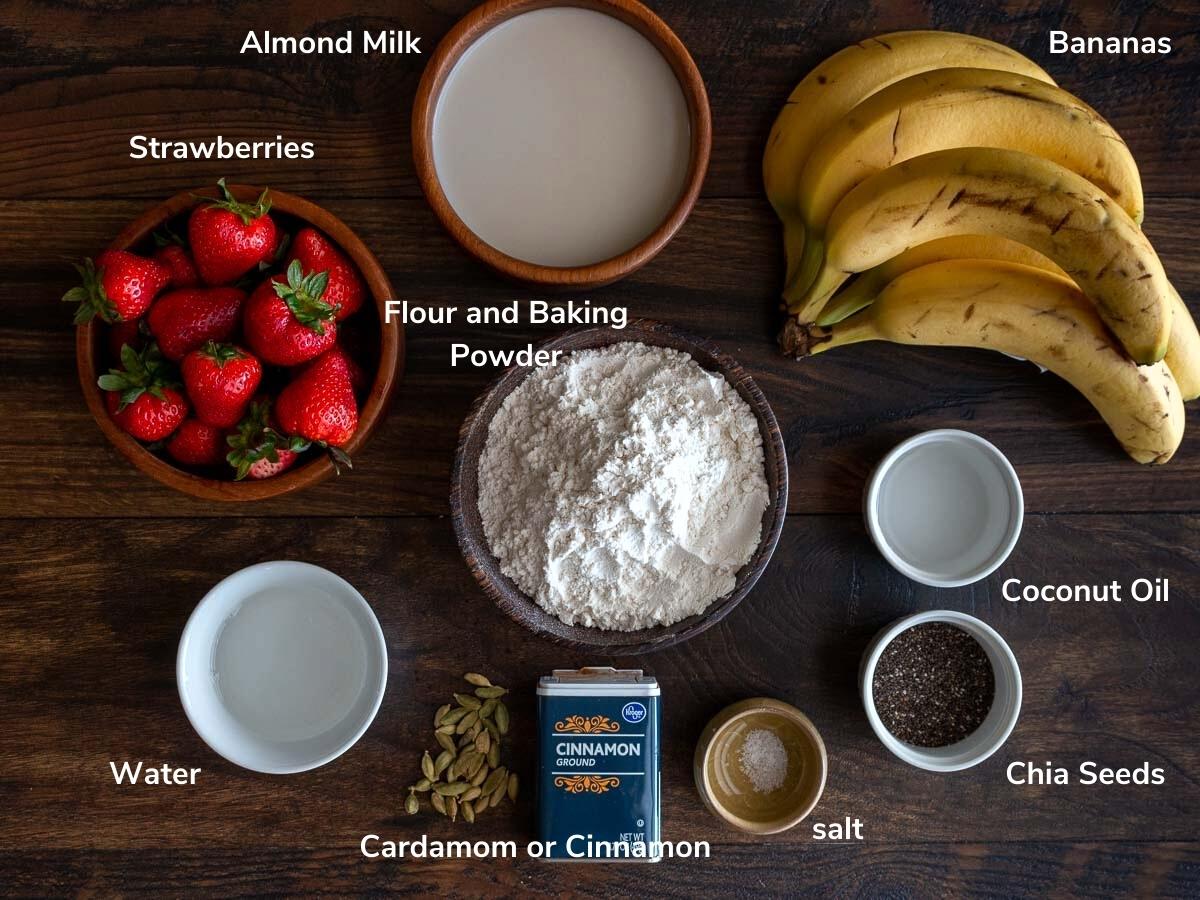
xmin=412 ymin=0 xmax=711 ymax=289
xmin=76 ymin=184 xmax=404 ymax=501
xmin=450 ymin=320 xmax=787 ymax=655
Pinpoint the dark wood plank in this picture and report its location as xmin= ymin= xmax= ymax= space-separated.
xmin=0 ymin=2 xmax=1196 ymax=200
xmin=1 ymin=198 xmax=1197 ymax=518
xmin=3 ymin=842 xmax=1199 ymax=898
xmin=1 ymin=515 xmax=1196 ymax=854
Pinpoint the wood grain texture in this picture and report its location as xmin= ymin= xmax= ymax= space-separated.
xmin=1 ymin=0 xmax=1198 ymax=895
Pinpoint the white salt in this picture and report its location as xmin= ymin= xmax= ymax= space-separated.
xmin=738 ymin=728 xmax=787 ymax=793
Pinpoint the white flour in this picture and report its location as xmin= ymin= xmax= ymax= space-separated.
xmin=478 ymin=342 xmax=769 ymax=631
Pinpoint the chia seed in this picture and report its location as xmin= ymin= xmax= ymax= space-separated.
xmin=871 ymin=622 xmax=995 ymax=748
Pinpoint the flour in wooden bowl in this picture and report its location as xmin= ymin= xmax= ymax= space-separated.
xmin=477 ymin=342 xmax=769 ymax=631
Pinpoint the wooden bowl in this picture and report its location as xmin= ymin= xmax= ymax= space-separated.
xmin=412 ymin=0 xmax=712 ymax=289
xmin=76 ymin=184 xmax=404 ymax=501
xmin=450 ymin=320 xmax=788 ymax=655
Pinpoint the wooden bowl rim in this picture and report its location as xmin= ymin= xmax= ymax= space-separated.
xmin=450 ymin=319 xmax=788 ymax=655
xmin=412 ymin=0 xmax=712 ymax=289
xmin=76 ymin=184 xmax=404 ymax=502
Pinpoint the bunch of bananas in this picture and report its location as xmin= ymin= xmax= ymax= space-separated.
xmin=765 ymin=31 xmax=1199 ymax=464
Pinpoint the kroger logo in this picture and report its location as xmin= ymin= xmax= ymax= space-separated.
xmin=621 ymin=701 xmax=647 ymax=724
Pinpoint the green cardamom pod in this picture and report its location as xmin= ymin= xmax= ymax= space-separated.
xmin=487 ymin=742 xmax=500 ymax=769
xmin=495 ymin=702 xmax=510 ymax=735
xmin=447 ymin=796 xmax=458 ymax=822
xmin=405 ymin=793 xmax=419 ymax=815
xmin=464 ymin=673 xmax=491 ymax=687
xmin=453 ymin=693 xmax=482 ymax=711
xmin=461 ymin=799 xmax=475 ymax=823
xmin=462 ymin=786 xmax=482 ymax=803
xmin=481 ymin=767 xmax=506 ymax=796
xmin=434 ymin=781 xmax=472 ymax=797
xmin=414 ymin=778 xmax=431 ymax=792
xmin=479 ymin=698 xmax=498 ymax=718
xmin=474 ymin=685 xmax=507 ymax=699
xmin=507 ymin=772 xmax=519 ymax=802
xmin=475 ymin=730 xmax=491 ymax=754
xmin=434 ymin=749 xmax=454 ymax=776
xmin=431 ymin=792 xmax=447 ymax=815
xmin=455 ymin=710 xmax=479 ymax=734
xmin=435 ymin=723 xmax=456 ymax=735
xmin=434 ymin=703 xmax=451 ymax=728
xmin=489 ymin=785 xmax=504 ymax=808
xmin=421 ymin=750 xmax=435 ymax=781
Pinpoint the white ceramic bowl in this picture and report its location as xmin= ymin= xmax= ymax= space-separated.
xmin=864 ymin=429 xmax=1023 ymax=588
xmin=860 ymin=610 xmax=1022 ymax=772
xmin=177 ymin=561 xmax=388 ymax=774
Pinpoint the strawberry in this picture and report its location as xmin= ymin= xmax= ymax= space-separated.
xmin=275 ymin=348 xmax=359 ymax=448
xmin=225 ymin=399 xmax=310 ymax=480
xmin=181 ymin=342 xmax=263 ymax=428
xmin=167 ymin=418 xmax=227 ymax=466
xmin=64 ymin=251 xmax=169 ymax=324
xmin=154 ymin=244 xmax=201 ymax=289
xmin=98 ymin=343 xmax=188 ymax=441
xmin=286 ymin=228 xmax=365 ymax=320
xmin=327 ymin=344 xmax=370 ymax=396
xmin=147 ymin=287 xmax=245 ymax=361
xmin=243 ymin=260 xmax=338 ymax=365
xmin=188 ymin=178 xmax=278 ymax=285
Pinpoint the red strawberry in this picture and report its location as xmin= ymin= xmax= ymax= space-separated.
xmin=286 ymin=228 xmax=365 ymax=320
xmin=181 ymin=342 xmax=263 ymax=428
xmin=167 ymin=418 xmax=226 ymax=466
xmin=225 ymin=399 xmax=310 ymax=480
xmin=188 ymin=178 xmax=278 ymax=285
xmin=243 ymin=260 xmax=338 ymax=365
xmin=106 ymin=319 xmax=145 ymax=362
xmin=324 ymin=345 xmax=370 ymax=395
xmin=64 ymin=251 xmax=169 ymax=324
xmin=148 ymin=287 xmax=245 ymax=361
xmin=154 ymin=244 xmax=201 ymax=289
xmin=275 ymin=348 xmax=359 ymax=447
xmin=98 ymin=343 xmax=188 ymax=441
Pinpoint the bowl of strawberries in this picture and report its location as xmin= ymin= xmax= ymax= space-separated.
xmin=69 ymin=179 xmax=402 ymax=500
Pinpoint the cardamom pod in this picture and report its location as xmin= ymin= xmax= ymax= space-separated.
xmin=421 ymin=751 xmax=435 ymax=782
xmin=482 ymin=717 xmax=500 ymax=740
xmin=470 ymin=764 xmax=490 ymax=787
xmin=495 ymin=702 xmax=510 ymax=735
xmin=434 ymin=781 xmax=472 ymax=797
xmin=414 ymin=778 xmax=431 ymax=792
xmin=474 ymin=685 xmax=507 ymax=699
xmin=434 ymin=749 xmax=454 ymax=776
xmin=447 ymin=796 xmax=458 ymax=822
xmin=434 ymin=703 xmax=451 ymax=728
xmin=453 ymin=693 xmax=482 ymax=711
xmin=489 ymin=785 xmax=504 ymax=808
xmin=481 ymin=767 xmax=506 ymax=796
xmin=475 ymin=730 xmax=491 ymax=754
xmin=455 ymin=710 xmax=479 ymax=734
xmin=471 ymin=798 xmax=485 ymax=819
xmin=462 ymin=786 xmax=482 ymax=803
xmin=487 ymin=742 xmax=500 ymax=769
xmin=441 ymin=707 xmax=468 ymax=726
xmin=463 ymin=673 xmax=491 ymax=687
xmin=462 ymin=800 xmax=475 ymax=823
xmin=436 ymin=732 xmax=457 ymax=754
xmin=467 ymin=753 xmax=486 ymax=779
xmin=507 ymin=772 xmax=519 ymax=802
xmin=479 ymin=698 xmax=498 ymax=719
xmin=405 ymin=793 xmax=419 ymax=815
xmin=435 ymin=723 xmax=456 ymax=735
xmin=446 ymin=767 xmax=459 ymax=784
xmin=431 ymin=792 xmax=447 ymax=815
xmin=457 ymin=732 xmax=473 ymax=750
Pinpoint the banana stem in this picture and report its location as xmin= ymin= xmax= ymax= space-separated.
xmin=782 ymin=233 xmax=825 ymax=310
xmin=781 ymin=220 xmax=807 ymax=290
xmin=779 ymin=308 xmax=881 ymax=358
xmin=816 ymin=272 xmax=886 ymax=326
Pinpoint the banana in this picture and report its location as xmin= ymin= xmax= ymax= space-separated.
xmin=782 ymin=260 xmax=1184 ymax=464
xmin=763 ymin=31 xmax=1052 ymax=288
xmin=802 ymin=147 xmax=1174 ymax=364
xmin=816 ymin=235 xmax=1066 ymax=326
xmin=1167 ymin=286 xmax=1200 ymax=400
xmin=787 ymin=67 xmax=1143 ymax=302
xmin=814 ymin=237 xmax=1200 ymax=402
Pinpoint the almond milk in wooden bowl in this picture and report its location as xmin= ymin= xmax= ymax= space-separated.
xmin=413 ymin=0 xmax=711 ymax=288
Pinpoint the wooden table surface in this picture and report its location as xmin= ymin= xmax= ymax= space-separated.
xmin=2 ymin=1 xmax=1198 ymax=896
